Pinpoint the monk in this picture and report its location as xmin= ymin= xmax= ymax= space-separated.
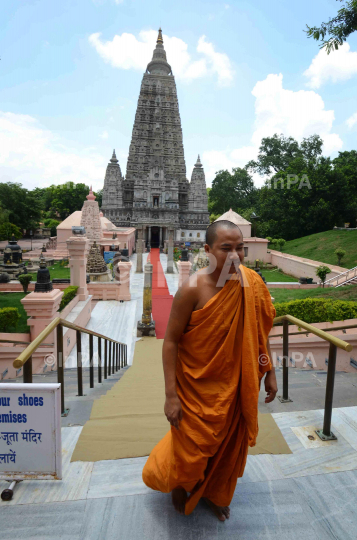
xmin=142 ymin=220 xmax=278 ymax=521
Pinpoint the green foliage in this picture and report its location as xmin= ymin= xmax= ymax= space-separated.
xmin=0 ymin=307 xmax=21 ymax=332
xmin=316 ymin=265 xmax=332 ymax=286
xmin=0 ymin=183 xmax=42 ymax=230
xmin=43 ymin=218 xmax=60 ymax=236
xmin=209 ymin=168 xmax=258 ymax=215
xmin=39 ymin=182 xmax=90 ymax=220
xmin=334 ymin=248 xmax=346 ymax=265
xmin=18 ymin=274 xmax=33 ymax=293
xmin=0 ymin=222 xmax=22 ymax=241
xmin=305 ymin=0 xmax=357 ymax=53
xmin=94 ymin=189 xmax=103 ymax=208
xmin=59 ymin=286 xmax=79 ymax=312
xmin=274 ymin=297 xmax=357 ymax=324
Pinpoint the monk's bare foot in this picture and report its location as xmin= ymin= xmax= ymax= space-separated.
xmin=171 ymin=487 xmax=187 ymax=515
xmin=203 ymin=497 xmax=230 ymax=521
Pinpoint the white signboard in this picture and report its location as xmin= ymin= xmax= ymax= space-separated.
xmin=0 ymin=384 xmax=62 ymax=480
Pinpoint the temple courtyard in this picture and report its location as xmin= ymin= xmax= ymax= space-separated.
xmin=1 ymin=251 xmax=357 ymax=539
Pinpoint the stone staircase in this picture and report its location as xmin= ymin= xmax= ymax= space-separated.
xmin=324 ymin=265 xmax=357 ymax=287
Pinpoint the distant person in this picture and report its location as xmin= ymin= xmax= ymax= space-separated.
xmin=142 ymin=220 xmax=277 ymax=520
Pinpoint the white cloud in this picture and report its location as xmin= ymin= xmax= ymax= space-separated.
xmin=346 ymin=111 xmax=357 ymax=128
xmin=100 ymin=130 xmax=109 ymax=139
xmin=304 ymin=42 xmax=357 ymax=89
xmin=202 ymin=73 xmax=342 ymax=187
xmin=89 ymin=30 xmax=234 ymax=86
xmin=0 ymin=112 xmax=106 ymax=191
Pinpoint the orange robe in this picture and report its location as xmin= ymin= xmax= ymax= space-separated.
xmin=142 ymin=266 xmax=276 ymax=515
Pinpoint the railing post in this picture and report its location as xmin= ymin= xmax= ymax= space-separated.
xmin=56 ymin=324 xmax=65 ymax=415
xmin=117 ymin=343 xmax=120 ymax=371
xmin=98 ymin=337 xmax=102 ymax=384
xmin=278 ymin=319 xmax=292 ymax=403
xmin=76 ymin=330 xmax=83 ymax=397
xmin=125 ymin=344 xmax=127 ymax=366
xmin=108 ymin=341 xmax=112 ymax=376
xmin=113 ymin=342 xmax=117 ymax=372
xmin=23 ymin=355 xmax=33 ymax=384
xmin=316 ymin=343 xmax=338 ymax=441
xmin=104 ymin=339 xmax=108 ymax=379
xmin=89 ymin=334 xmax=94 ymax=389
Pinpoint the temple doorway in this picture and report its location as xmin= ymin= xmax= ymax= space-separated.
xmin=151 ymin=226 xmax=160 ymax=248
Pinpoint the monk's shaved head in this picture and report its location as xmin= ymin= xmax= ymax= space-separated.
xmin=205 ymin=220 xmax=243 ymax=247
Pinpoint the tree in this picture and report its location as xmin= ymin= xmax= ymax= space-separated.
xmin=45 ymin=182 xmax=90 ymax=220
xmin=209 ymin=168 xmax=258 ymax=215
xmin=0 ymin=223 xmax=23 ymax=241
xmin=94 ymin=189 xmax=103 ymax=208
xmin=316 ymin=265 xmax=332 ymax=288
xmin=334 ymin=248 xmax=346 ymax=266
xmin=247 ymin=134 xmax=323 ymax=176
xmin=0 ymin=183 xmax=42 ymax=231
xmin=306 ymin=0 xmax=357 ymax=54
xmin=43 ymin=219 xmax=60 ymax=236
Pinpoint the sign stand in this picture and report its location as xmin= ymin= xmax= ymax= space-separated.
xmin=0 ymin=383 xmax=62 ymax=502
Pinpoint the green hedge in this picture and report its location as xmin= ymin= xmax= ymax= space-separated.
xmin=59 ymin=286 xmax=79 ymax=312
xmin=274 ymin=297 xmax=357 ymax=324
xmin=0 ymin=307 xmax=21 ymax=331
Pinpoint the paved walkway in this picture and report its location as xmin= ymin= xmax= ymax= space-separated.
xmin=2 ymin=254 xmax=357 ymax=539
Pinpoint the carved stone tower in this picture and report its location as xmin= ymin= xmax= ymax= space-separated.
xmin=101 ymin=29 xmax=210 ymax=247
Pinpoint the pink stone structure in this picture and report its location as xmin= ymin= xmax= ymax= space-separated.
xmin=177 ymin=260 xmax=192 ymax=288
xmin=266 ymin=250 xmax=348 ymax=281
xmin=66 ymin=235 xmax=90 ymax=300
xmin=20 ymin=288 xmax=64 ymax=372
xmin=87 ymin=261 xmax=133 ymax=300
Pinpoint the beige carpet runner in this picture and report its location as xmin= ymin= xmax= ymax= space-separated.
xmin=71 ymin=337 xmax=291 ymax=462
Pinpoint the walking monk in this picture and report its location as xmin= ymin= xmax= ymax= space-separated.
xmin=142 ymin=220 xmax=278 ymax=520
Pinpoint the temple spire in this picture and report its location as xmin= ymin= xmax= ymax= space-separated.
xmin=146 ymin=28 xmax=172 ymax=75
xmin=157 ymin=28 xmax=163 ymax=44
xmin=195 ymin=154 xmax=202 ymax=168
xmin=110 ymin=149 xmax=118 ymax=164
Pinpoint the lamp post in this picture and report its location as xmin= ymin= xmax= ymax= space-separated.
xmin=29 ymin=229 xmax=33 ymax=251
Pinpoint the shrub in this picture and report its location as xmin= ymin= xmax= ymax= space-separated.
xmin=334 ymin=248 xmax=346 ymax=266
xmin=0 ymin=273 xmax=10 ymax=283
xmin=0 ymin=223 xmax=22 ymax=241
xmin=0 ymin=307 xmax=21 ymax=331
xmin=316 ymin=265 xmax=331 ymax=287
xmin=59 ymin=285 xmax=79 ymax=311
xmin=274 ymin=298 xmax=357 ymax=324
xmin=18 ymin=274 xmax=33 ymax=293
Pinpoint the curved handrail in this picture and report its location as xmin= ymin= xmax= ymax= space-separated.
xmin=273 ymin=314 xmax=352 ymax=352
xmin=13 ymin=317 xmax=126 ymax=369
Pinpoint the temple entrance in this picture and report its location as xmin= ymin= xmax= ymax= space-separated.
xmin=151 ymin=226 xmax=160 ymax=248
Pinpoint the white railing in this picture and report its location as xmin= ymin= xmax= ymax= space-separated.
xmin=325 ymin=266 xmax=357 ymax=287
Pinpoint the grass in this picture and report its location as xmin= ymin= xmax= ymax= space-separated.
xmin=270 ymin=284 xmax=357 ymax=304
xmin=281 ymin=229 xmax=357 ymax=269
xmin=25 ymin=260 xmax=70 ymax=281
xmin=260 ymin=269 xmax=298 ymax=283
xmin=0 ymin=292 xmax=30 ymax=333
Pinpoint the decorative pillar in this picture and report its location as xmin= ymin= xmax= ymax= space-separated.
xmin=148 ymin=226 xmax=151 ymax=247
xmin=137 ymin=263 xmax=156 ymax=336
xmin=66 ymin=233 xmax=90 ymax=301
xmin=136 ymin=228 xmax=143 ymax=273
xmin=166 ymin=228 xmax=174 ymax=274
xmin=177 ymin=260 xmax=192 ymax=288
xmin=159 ymin=226 xmax=163 ymax=248
xmin=21 ymin=259 xmax=63 ymax=353
xmin=118 ymin=261 xmax=132 ymax=301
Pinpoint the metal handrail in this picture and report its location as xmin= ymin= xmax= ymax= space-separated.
xmin=11 ymin=317 xmax=128 ymax=415
xmin=272 ymin=314 xmax=352 ymax=442
xmin=0 ymin=339 xmax=54 ymax=346
xmin=271 ymin=323 xmax=357 ymax=339
xmin=273 ymin=314 xmax=352 ymax=351
xmin=324 ymin=265 xmax=357 ymax=285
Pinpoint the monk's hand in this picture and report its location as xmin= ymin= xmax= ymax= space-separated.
xmin=164 ymin=394 xmax=183 ymax=430
xmin=264 ymin=371 xmax=278 ymax=403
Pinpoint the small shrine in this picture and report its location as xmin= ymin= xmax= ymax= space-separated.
xmin=0 ymin=235 xmax=26 ymax=279
xmin=34 ymin=253 xmax=53 ymax=293
xmin=86 ymin=241 xmax=111 ymax=282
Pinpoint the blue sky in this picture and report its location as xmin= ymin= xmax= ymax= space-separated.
xmin=1 ymin=0 xmax=357 ymax=191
